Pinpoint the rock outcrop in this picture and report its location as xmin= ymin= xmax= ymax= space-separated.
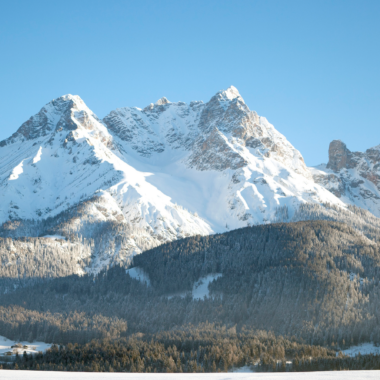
xmin=312 ymin=140 xmax=380 ymax=216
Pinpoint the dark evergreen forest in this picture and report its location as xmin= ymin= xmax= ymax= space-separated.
xmin=1 ymin=220 xmax=380 ymax=372
xmin=2 ymin=325 xmax=380 ymax=372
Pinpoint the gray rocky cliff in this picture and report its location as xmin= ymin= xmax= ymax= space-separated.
xmin=312 ymin=140 xmax=380 ymax=216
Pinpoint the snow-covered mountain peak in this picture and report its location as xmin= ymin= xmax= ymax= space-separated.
xmin=0 ymin=87 xmax=353 ymax=273
xmin=103 ymin=86 xmax=314 ymax=180
xmin=36 ymin=93 xmax=90 ymax=122
xmin=206 ymin=86 xmax=245 ymax=112
xmin=155 ymin=97 xmax=170 ymax=106
xmin=0 ymin=94 xmax=110 ymax=149
xmin=53 ymin=93 xmax=84 ymax=105
xmin=217 ymin=85 xmax=243 ymax=101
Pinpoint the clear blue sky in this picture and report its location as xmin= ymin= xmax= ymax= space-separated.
xmin=1 ymin=0 xmax=379 ymax=166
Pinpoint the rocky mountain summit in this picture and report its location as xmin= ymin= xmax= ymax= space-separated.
xmin=311 ymin=140 xmax=380 ymax=217
xmin=0 ymin=86 xmax=366 ymax=275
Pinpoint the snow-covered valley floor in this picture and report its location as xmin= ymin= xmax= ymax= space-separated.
xmin=340 ymin=343 xmax=380 ymax=357
xmin=1 ymin=370 xmax=380 ymax=380
xmin=0 ymin=336 xmax=51 ymax=359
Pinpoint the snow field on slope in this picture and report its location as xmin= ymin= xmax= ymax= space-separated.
xmin=191 ymin=273 xmax=223 ymax=300
xmin=166 ymin=273 xmax=223 ymax=300
xmin=1 ymin=370 xmax=379 ymax=380
xmin=165 ymin=273 xmax=223 ymax=300
xmin=127 ymin=268 xmax=222 ymax=300
xmin=125 ymin=267 xmax=151 ymax=286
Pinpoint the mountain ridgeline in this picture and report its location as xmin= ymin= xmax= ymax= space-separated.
xmin=1 ymin=88 xmax=380 ymax=365
xmin=1 ymin=86 xmax=380 ymax=275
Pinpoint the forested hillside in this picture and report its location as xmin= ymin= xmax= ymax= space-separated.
xmin=1 ymin=221 xmax=380 ymax=349
xmin=0 ymin=324 xmax=346 ymax=372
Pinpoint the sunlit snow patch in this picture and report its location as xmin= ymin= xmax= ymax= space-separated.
xmin=126 ymin=267 xmax=151 ymax=286
xmin=32 ymin=147 xmax=42 ymax=164
xmin=0 ymin=335 xmax=51 ymax=360
xmin=42 ymin=235 xmax=67 ymax=241
xmin=339 ymin=343 xmax=380 ymax=357
xmin=167 ymin=273 xmax=222 ymax=300
xmin=9 ymin=160 xmax=24 ymax=180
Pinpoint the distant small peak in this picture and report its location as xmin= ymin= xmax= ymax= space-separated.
xmin=155 ymin=97 xmax=170 ymax=106
xmin=143 ymin=103 xmax=155 ymax=112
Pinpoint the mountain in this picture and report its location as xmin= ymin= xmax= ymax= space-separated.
xmin=104 ymin=86 xmax=343 ymax=229
xmin=0 ymin=87 xmax=361 ymax=274
xmin=0 ymin=95 xmax=211 ymax=272
xmin=311 ymin=140 xmax=380 ymax=217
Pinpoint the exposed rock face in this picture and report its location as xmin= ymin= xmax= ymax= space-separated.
xmin=327 ymin=140 xmax=354 ymax=172
xmin=188 ymin=127 xmax=248 ymax=171
xmin=0 ymin=95 xmax=212 ymax=273
xmin=0 ymin=86 xmax=346 ymax=273
xmin=1 ymin=96 xmax=103 ymax=145
xmin=312 ymin=141 xmax=380 ymax=216
xmin=105 ymin=86 xmax=312 ymax=178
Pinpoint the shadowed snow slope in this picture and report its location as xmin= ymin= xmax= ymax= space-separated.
xmin=0 ymin=87 xmax=352 ymax=273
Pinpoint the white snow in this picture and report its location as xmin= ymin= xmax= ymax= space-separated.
xmin=126 ymin=269 xmax=222 ymax=300
xmin=0 ymin=335 xmax=51 ymax=358
xmin=310 ymin=162 xmax=380 ymax=219
xmin=126 ymin=267 xmax=151 ymax=286
xmin=230 ymin=365 xmax=254 ymax=372
xmin=166 ymin=273 xmax=223 ymax=300
xmin=8 ymin=160 xmax=24 ymax=180
xmin=340 ymin=343 xmax=380 ymax=357
xmin=1 ymin=370 xmax=380 ymax=379
xmin=192 ymin=273 xmax=222 ymax=300
xmin=221 ymin=85 xmax=243 ymax=101
xmin=0 ymin=87 xmax=351 ymax=273
xmin=32 ymin=147 xmax=42 ymax=164
xmin=42 ymin=235 xmax=66 ymax=241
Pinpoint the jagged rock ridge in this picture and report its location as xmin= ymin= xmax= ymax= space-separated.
xmin=0 ymin=87 xmax=349 ymax=274
xmin=311 ymin=140 xmax=380 ymax=217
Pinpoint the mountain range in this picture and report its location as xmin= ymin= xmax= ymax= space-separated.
xmin=0 ymin=86 xmax=379 ymax=274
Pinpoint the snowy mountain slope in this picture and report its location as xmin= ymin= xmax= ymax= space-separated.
xmin=105 ymin=86 xmax=345 ymax=231
xmin=0 ymin=87 xmax=348 ymax=273
xmin=0 ymin=95 xmax=211 ymax=228
xmin=311 ymin=140 xmax=380 ymax=217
